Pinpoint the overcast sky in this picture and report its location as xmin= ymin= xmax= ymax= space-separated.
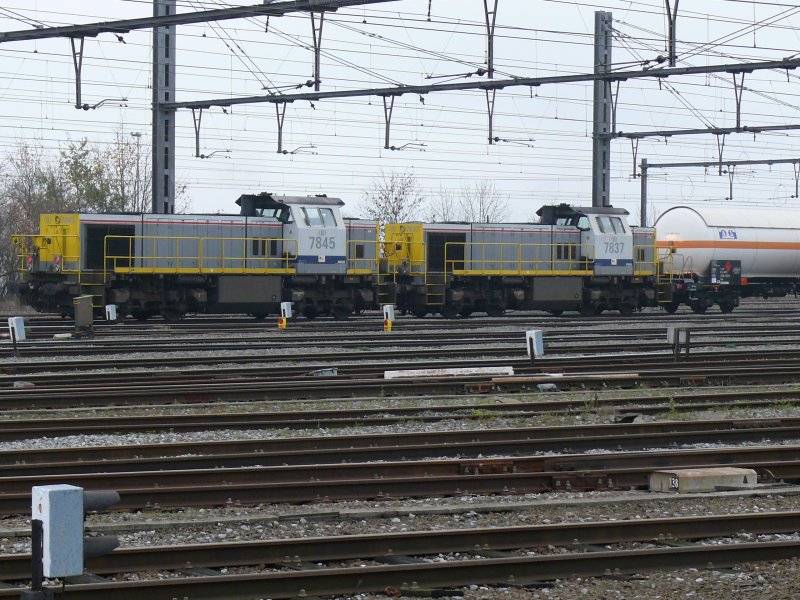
xmin=2 ymin=0 xmax=800 ymax=222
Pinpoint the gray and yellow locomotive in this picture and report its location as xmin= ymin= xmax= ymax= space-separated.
xmin=13 ymin=196 xmax=663 ymax=319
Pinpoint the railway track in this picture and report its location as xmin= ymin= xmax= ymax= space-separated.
xmin=1 ymin=537 xmax=799 ymax=598
xmin=1 ymin=444 xmax=799 ymax=515
xmin=2 ymin=385 xmax=800 ymax=440
xmin=3 ymin=416 xmax=800 ymax=477
xmin=3 ymin=351 xmax=800 ymax=408
xmin=6 ymin=320 xmax=800 ymax=360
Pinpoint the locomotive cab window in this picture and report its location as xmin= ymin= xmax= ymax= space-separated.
xmin=300 ymin=207 xmax=324 ymax=227
xmin=255 ymin=207 xmax=293 ymax=224
xmin=319 ymin=208 xmax=337 ymax=227
xmin=596 ymin=216 xmax=626 ymax=234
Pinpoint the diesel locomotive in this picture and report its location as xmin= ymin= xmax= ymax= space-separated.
xmin=10 ymin=194 xmax=796 ymax=319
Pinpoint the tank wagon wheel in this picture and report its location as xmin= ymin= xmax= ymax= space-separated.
xmin=131 ymin=310 xmax=153 ymax=322
xmin=250 ymin=313 xmax=269 ymax=321
xmin=719 ymin=301 xmax=736 ymax=314
xmin=578 ymin=303 xmax=596 ymax=317
xmin=690 ymin=302 xmax=708 ymax=314
xmin=593 ymin=305 xmax=605 ymax=316
xmin=302 ymin=305 xmax=318 ymax=320
xmin=663 ymin=301 xmax=680 ymax=314
xmin=486 ymin=304 xmax=505 ymax=318
xmin=458 ymin=306 xmax=474 ymax=318
xmin=548 ymin=310 xmax=564 ymax=317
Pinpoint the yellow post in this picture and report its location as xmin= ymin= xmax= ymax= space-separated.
xmin=382 ymin=304 xmax=395 ymax=332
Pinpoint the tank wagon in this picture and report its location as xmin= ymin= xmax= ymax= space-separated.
xmin=12 ymin=193 xmax=379 ymax=320
xmin=655 ymin=205 xmax=800 ymax=313
xmin=380 ymin=204 xmax=659 ymax=317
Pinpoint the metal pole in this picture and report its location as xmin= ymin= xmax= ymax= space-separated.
xmin=640 ymin=158 xmax=648 ymax=227
xmin=131 ymin=132 xmax=142 ymax=212
xmin=19 ymin=519 xmax=52 ymax=599
xmin=10 ymin=322 xmax=18 ymax=357
xmin=592 ymin=11 xmax=613 ymax=207
xmin=152 ymin=0 xmax=176 ymax=214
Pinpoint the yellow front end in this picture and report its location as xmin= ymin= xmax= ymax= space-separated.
xmin=13 ymin=214 xmax=81 ymax=275
xmin=383 ymin=223 xmax=425 ymax=272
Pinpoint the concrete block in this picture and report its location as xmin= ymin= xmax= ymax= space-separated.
xmin=650 ymin=467 xmax=757 ymax=494
xmin=385 ymin=366 xmax=514 ymax=379
xmin=32 ymin=484 xmax=84 ymax=578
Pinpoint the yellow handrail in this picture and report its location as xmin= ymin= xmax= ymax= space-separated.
xmin=103 ymin=235 xmax=300 ymax=275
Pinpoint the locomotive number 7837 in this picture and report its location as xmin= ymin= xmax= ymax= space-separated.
xmin=604 ymin=241 xmax=624 ymax=254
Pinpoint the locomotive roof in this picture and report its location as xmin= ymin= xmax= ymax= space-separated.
xmin=235 ymin=192 xmax=344 ymax=208
xmin=535 ymin=204 xmax=630 ymax=217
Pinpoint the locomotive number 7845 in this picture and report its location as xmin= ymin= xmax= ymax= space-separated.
xmin=310 ymin=236 xmax=336 ymax=250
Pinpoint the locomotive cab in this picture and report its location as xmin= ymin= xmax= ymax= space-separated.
xmin=537 ymin=204 xmax=634 ymax=276
xmin=238 ymin=193 xmax=347 ymax=275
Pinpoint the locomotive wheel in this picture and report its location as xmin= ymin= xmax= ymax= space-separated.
xmin=579 ymin=303 xmax=595 ymax=317
xmin=663 ymin=301 xmax=680 ymax=314
xmin=690 ymin=302 xmax=708 ymax=314
xmin=458 ymin=306 xmax=474 ymax=318
xmin=302 ymin=305 xmax=318 ymax=320
xmin=160 ymin=307 xmax=185 ymax=322
xmin=441 ymin=304 xmax=460 ymax=319
xmin=486 ymin=304 xmax=504 ymax=318
xmin=131 ymin=310 xmax=152 ymax=322
xmin=719 ymin=301 xmax=736 ymax=314
xmin=250 ymin=313 xmax=268 ymax=321
xmin=548 ymin=310 xmax=564 ymax=317
xmin=412 ymin=306 xmax=428 ymax=318
xmin=618 ymin=303 xmax=634 ymax=316
xmin=332 ymin=305 xmax=351 ymax=320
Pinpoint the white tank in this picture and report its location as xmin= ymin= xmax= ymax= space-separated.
xmin=654 ymin=205 xmax=800 ymax=279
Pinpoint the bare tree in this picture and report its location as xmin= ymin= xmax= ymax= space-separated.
xmin=423 ymin=185 xmax=461 ymax=223
xmin=459 ymin=180 xmax=509 ymax=223
xmin=360 ymin=170 xmax=425 ymax=223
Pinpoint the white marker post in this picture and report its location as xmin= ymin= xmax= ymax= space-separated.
xmin=278 ymin=302 xmax=293 ymax=329
xmin=8 ymin=317 xmax=25 ymax=357
xmin=526 ymin=330 xmax=544 ymax=364
xmin=105 ymin=304 xmax=118 ymax=322
xmin=382 ymin=304 xmax=395 ymax=332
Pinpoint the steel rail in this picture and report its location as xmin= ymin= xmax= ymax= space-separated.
xmin=6 ymin=334 xmax=800 ymax=378
xmin=1 ymin=387 xmax=799 ymax=441
xmin=1 ymin=445 xmax=800 ymax=514
xmin=7 ymin=321 xmax=800 ymax=353
xmin=1 ymin=512 xmax=797 ymax=580
xmin=1 ymin=541 xmax=800 ymax=599
xmin=15 ymin=317 xmax=800 ymax=340
xmin=3 ymin=359 xmax=800 ymax=409
xmin=4 ymin=420 xmax=800 ymax=478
